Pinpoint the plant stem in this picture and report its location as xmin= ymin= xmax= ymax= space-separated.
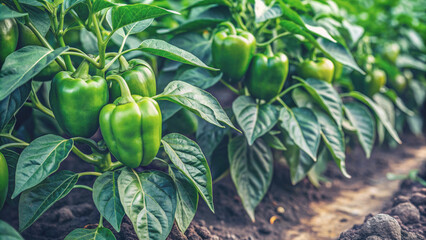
xmin=109 ymin=161 xmax=124 ymax=171
xmin=74 ymin=185 xmax=93 ymax=191
xmin=58 ymin=3 xmax=75 ymax=71
xmin=78 ymin=171 xmax=102 ymax=177
xmin=72 ymin=137 xmax=108 ymax=154
xmin=98 ymin=215 xmax=104 ymax=228
xmin=29 ymin=92 xmax=55 ymax=118
xmin=267 ymin=83 xmax=303 ymax=104
xmin=256 ymin=32 xmax=290 ymax=46
xmin=72 ymin=146 xmax=99 ymax=165
xmin=277 ymin=97 xmax=290 ymax=109
xmin=62 ymin=52 xmax=100 ymax=68
xmin=106 ymin=75 xmax=134 ymax=103
xmin=0 ymin=143 xmax=29 ymax=151
xmin=0 ymin=134 xmax=28 ymax=144
xmin=220 ymin=79 xmax=239 ymax=94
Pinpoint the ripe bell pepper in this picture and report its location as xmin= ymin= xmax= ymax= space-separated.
xmin=99 ymin=75 xmax=162 ymax=168
xmin=107 ymin=57 xmax=156 ymax=102
xmin=246 ymin=48 xmax=289 ymax=101
xmin=212 ymin=22 xmax=256 ymax=82
xmin=0 ymin=152 xmax=8 ymax=210
xmin=0 ymin=18 xmax=19 ymax=67
xmin=167 ymin=108 xmax=198 ymax=135
xmin=17 ymin=22 xmax=62 ymax=81
xmin=50 ymin=61 xmax=109 ymax=137
xmin=298 ymin=58 xmax=335 ymax=83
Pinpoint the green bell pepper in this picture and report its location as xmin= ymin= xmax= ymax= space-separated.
xmin=50 ymin=61 xmax=109 ymax=137
xmin=0 ymin=18 xmax=18 ymax=67
xmin=0 ymin=152 xmax=8 ymax=210
xmin=17 ymin=22 xmax=62 ymax=81
xmin=167 ymin=108 xmax=198 ymax=135
xmin=246 ymin=48 xmax=289 ymax=101
xmin=108 ymin=57 xmax=156 ymax=102
xmin=383 ymin=43 xmax=400 ymax=64
xmin=298 ymin=58 xmax=335 ymax=83
xmin=212 ymin=22 xmax=256 ymax=82
xmin=389 ymin=74 xmax=407 ymax=94
xmin=99 ymin=75 xmax=162 ymax=168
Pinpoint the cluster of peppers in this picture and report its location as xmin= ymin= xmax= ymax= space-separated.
xmin=211 ymin=22 xmax=340 ymax=102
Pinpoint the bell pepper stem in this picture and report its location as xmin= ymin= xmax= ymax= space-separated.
xmin=220 ymin=22 xmax=237 ymax=35
xmin=71 ymin=61 xmax=90 ymax=79
xmin=29 ymin=92 xmax=55 ymax=119
xmin=265 ymin=45 xmax=274 ymax=57
xmin=72 ymin=146 xmax=99 ymax=165
xmin=72 ymin=137 xmax=109 ymax=154
xmin=106 ymin=75 xmax=135 ymax=103
xmin=0 ymin=134 xmax=28 ymax=144
xmin=267 ymin=83 xmax=303 ymax=104
xmin=118 ymin=56 xmax=130 ymax=72
xmin=220 ymin=79 xmax=239 ymax=94
xmin=78 ymin=172 xmax=102 ymax=177
xmin=0 ymin=142 xmax=29 ymax=151
xmin=73 ymin=185 xmax=93 ymax=191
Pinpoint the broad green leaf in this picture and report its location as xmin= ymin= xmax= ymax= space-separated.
xmin=63 ymin=0 xmax=85 ymax=11
xmin=159 ymin=101 xmax=181 ymax=122
xmin=407 ymin=115 xmax=423 ymax=136
xmin=92 ymin=171 xmax=125 ymax=232
xmin=299 ymin=78 xmax=343 ymax=129
xmin=115 ymin=19 xmax=153 ymax=38
xmin=232 ymin=96 xmax=279 ymax=145
xmin=1 ymin=149 xmax=19 ymax=202
xmin=262 ymin=133 xmax=287 ymax=151
xmin=169 ymin=166 xmax=198 ymax=233
xmin=12 ymin=135 xmax=74 ymax=198
xmin=157 ymin=19 xmax=223 ymax=35
xmin=228 ymin=136 xmax=273 ymax=222
xmin=19 ymin=171 xmax=79 ymax=231
xmin=139 ymin=39 xmax=217 ymax=71
xmin=396 ymin=55 xmax=426 ymax=71
xmin=381 ymin=90 xmax=414 ymax=116
xmin=196 ymin=120 xmax=229 ymax=159
xmin=23 ymin=5 xmax=50 ymax=36
xmin=169 ymin=33 xmax=212 ymax=65
xmin=317 ymin=38 xmax=364 ymax=74
xmin=162 ymin=133 xmax=213 ymax=212
xmin=255 ymin=0 xmax=282 ymax=23
xmin=0 ymin=220 xmax=23 ymax=240
xmin=154 ymin=81 xmax=237 ymax=131
xmin=64 ymin=227 xmax=116 ymax=240
xmin=345 ymin=91 xmax=401 ymax=144
xmin=279 ymin=107 xmax=321 ymax=160
xmin=344 ymin=102 xmax=375 ymax=159
xmin=0 ymin=82 xmax=31 ymax=131
xmin=175 ymin=67 xmax=222 ymax=90
xmin=92 ymin=0 xmax=117 ymax=13
xmin=118 ymin=169 xmax=176 ymax=240
xmin=181 ymin=0 xmax=230 ymax=11
xmin=373 ymin=94 xmax=395 ymax=129
xmin=313 ymin=109 xmax=349 ymax=178
xmin=0 ymin=46 xmax=68 ymax=101
xmin=303 ymin=17 xmax=336 ymax=43
xmin=278 ymin=1 xmax=305 ymax=26
xmin=307 ymin=146 xmax=331 ymax=187
xmin=111 ymin=4 xmax=179 ymax=30
xmin=0 ymin=5 xmax=28 ymax=20
xmin=292 ymin=87 xmax=315 ymax=108
xmin=210 ymin=138 xmax=229 ymax=182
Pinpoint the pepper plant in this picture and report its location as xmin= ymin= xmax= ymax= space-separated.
xmin=0 ymin=0 xmax=240 ymax=239
xmin=152 ymin=0 xmax=423 ymax=222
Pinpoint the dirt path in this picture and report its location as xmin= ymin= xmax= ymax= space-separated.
xmin=284 ymin=144 xmax=426 ymax=240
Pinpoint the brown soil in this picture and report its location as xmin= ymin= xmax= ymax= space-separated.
xmin=0 ymin=135 xmax=424 ymax=240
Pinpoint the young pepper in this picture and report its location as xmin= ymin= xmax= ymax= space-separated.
xmin=99 ymin=75 xmax=162 ymax=168
xmin=246 ymin=46 xmax=289 ymax=101
xmin=166 ymin=108 xmax=198 ymax=135
xmin=17 ymin=22 xmax=62 ymax=81
xmin=298 ymin=58 xmax=335 ymax=83
xmin=0 ymin=18 xmax=19 ymax=67
xmin=212 ymin=22 xmax=256 ymax=82
xmin=107 ymin=57 xmax=156 ymax=102
xmin=0 ymin=152 xmax=8 ymax=210
xmin=364 ymin=69 xmax=387 ymax=97
xmin=50 ymin=61 xmax=109 ymax=137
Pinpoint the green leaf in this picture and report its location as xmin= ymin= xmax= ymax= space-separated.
xmin=0 ymin=5 xmax=28 ymax=20
xmin=92 ymin=171 xmax=125 ymax=232
xmin=228 ymin=136 xmax=273 ymax=222
xmin=254 ymin=0 xmax=282 ymax=23
xmin=12 ymin=135 xmax=73 ymax=198
xmin=262 ymin=133 xmax=287 ymax=151
xmin=313 ymin=109 xmax=349 ymax=178
xmin=169 ymin=33 xmax=212 ymax=65
xmin=346 ymin=92 xmax=401 ymax=144
xmin=19 ymin=171 xmax=79 ymax=231
xmin=175 ymin=67 xmax=222 ymax=90
xmin=0 ymin=220 xmax=23 ymax=240
xmin=344 ymin=102 xmax=375 ymax=159
xmin=317 ymin=38 xmax=364 ymax=74
xmin=0 ymin=82 xmax=31 ymax=131
xmin=232 ymin=96 xmax=279 ymax=145
xmin=118 ymin=169 xmax=176 ymax=240
xmin=64 ymin=227 xmax=116 ymax=240
xmin=157 ymin=19 xmax=223 ymax=35
xmin=210 ymin=138 xmax=229 ymax=182
xmin=279 ymin=107 xmax=321 ymax=160
xmin=139 ymin=39 xmax=217 ymax=71
xmin=114 ymin=19 xmax=154 ymax=38
xmin=278 ymin=1 xmax=305 ymax=26
xmin=63 ymin=0 xmax=86 ymax=11
xmin=299 ymin=78 xmax=343 ymax=129
xmin=1 ymin=149 xmax=19 ymax=202
xmin=92 ymin=0 xmax=117 ymax=13
xmin=181 ymin=0 xmax=230 ymax=11
xmin=303 ymin=17 xmax=336 ymax=43
xmin=111 ymin=4 xmax=179 ymax=30
xmin=162 ymin=133 xmax=213 ymax=212
xmin=23 ymin=5 xmax=50 ymax=36
xmin=169 ymin=166 xmax=198 ymax=233
xmin=381 ymin=90 xmax=415 ymax=116
xmin=0 ymin=46 xmax=68 ymax=101
xmin=154 ymin=81 xmax=237 ymax=131
xmin=196 ymin=120 xmax=229 ymax=159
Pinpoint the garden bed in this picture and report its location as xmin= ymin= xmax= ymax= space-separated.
xmin=1 ymin=135 xmax=424 ymax=240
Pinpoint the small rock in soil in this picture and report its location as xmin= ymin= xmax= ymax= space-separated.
xmin=195 ymin=226 xmax=212 ymax=238
xmin=360 ymin=214 xmax=402 ymax=240
xmin=401 ymin=230 xmax=423 ymax=240
xmin=390 ymin=202 xmax=420 ymax=224
xmin=409 ymin=193 xmax=426 ymax=207
xmin=393 ymin=196 xmax=410 ymax=206
xmin=258 ymin=225 xmax=272 ymax=235
xmin=366 ymin=236 xmax=383 ymax=240
xmin=55 ymin=206 xmax=75 ymax=223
